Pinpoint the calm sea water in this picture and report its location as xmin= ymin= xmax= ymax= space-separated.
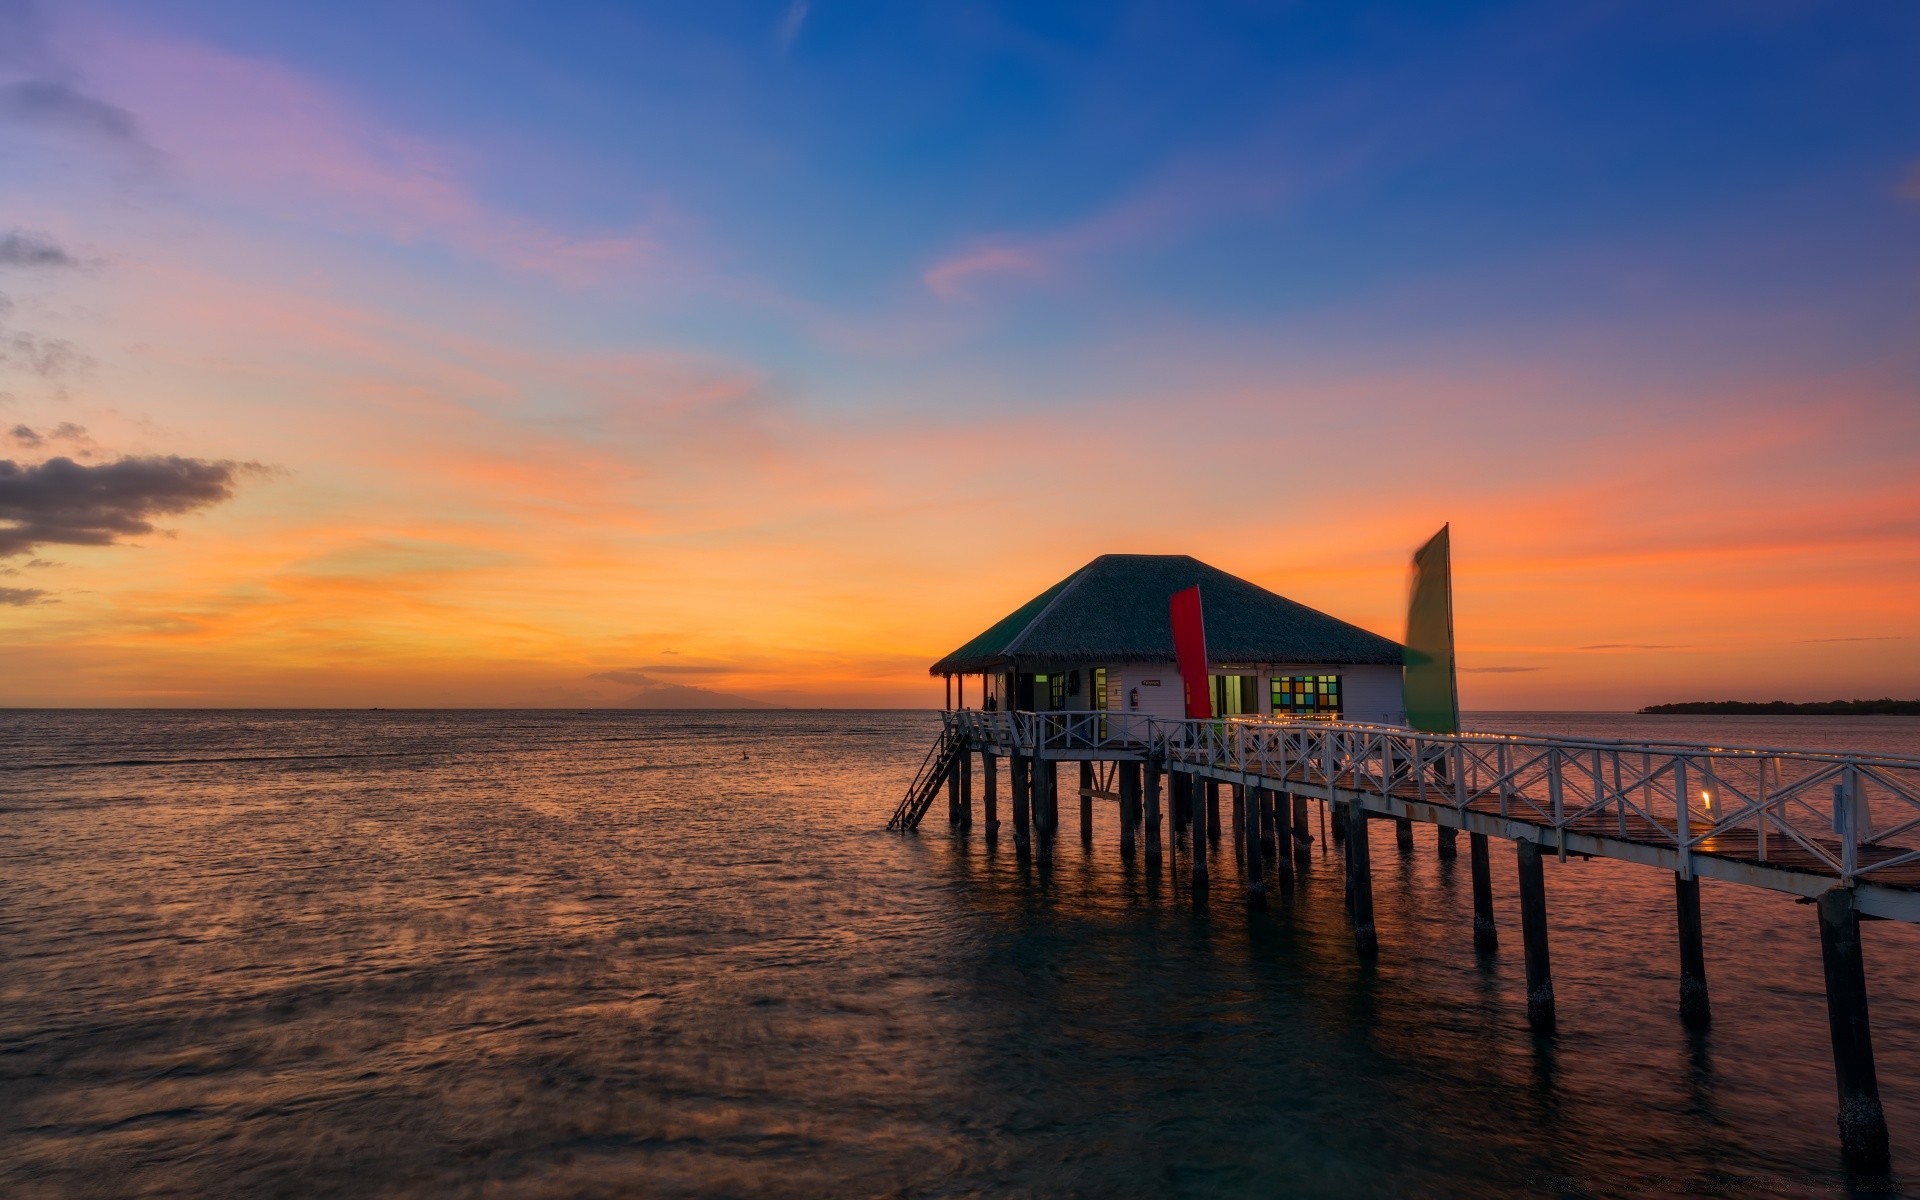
xmin=4 ymin=710 xmax=1920 ymax=1198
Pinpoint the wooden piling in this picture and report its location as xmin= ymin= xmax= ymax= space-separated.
xmin=1206 ymin=780 xmax=1222 ymax=841
xmin=1674 ymin=873 xmax=1710 ymax=1028
xmin=1035 ymin=760 xmax=1054 ymax=864
xmin=1011 ymin=753 xmax=1031 ymax=854
xmin=1469 ymin=831 xmax=1498 ymax=954
xmin=1395 ymin=815 xmax=1414 ymax=854
xmin=1230 ymin=785 xmax=1245 ymax=860
xmin=1079 ymin=761 xmax=1094 ymax=845
xmin=1292 ymin=793 xmax=1312 ymax=863
xmin=982 ymin=752 xmax=999 ymax=832
xmin=947 ymin=755 xmax=960 ymax=826
xmin=1817 ymin=887 xmax=1890 ymax=1170
xmin=1243 ymin=783 xmax=1265 ymax=907
xmin=958 ymin=748 xmax=972 ymax=831
xmin=1516 ymin=839 xmax=1555 ymax=1032
xmin=1343 ymin=801 xmax=1377 ymax=955
xmin=1144 ymin=762 xmax=1163 ymax=864
xmin=1437 ymin=825 xmax=1458 ymax=860
xmin=1190 ymin=774 xmax=1209 ymax=890
xmin=1269 ymin=790 xmax=1294 ymax=892
xmin=1119 ymin=761 xmax=1140 ymax=857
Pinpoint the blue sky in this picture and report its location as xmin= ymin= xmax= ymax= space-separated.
xmin=1 ymin=0 xmax=1916 ymax=705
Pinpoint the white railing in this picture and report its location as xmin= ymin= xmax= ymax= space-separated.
xmin=941 ymin=710 xmax=1920 ymax=887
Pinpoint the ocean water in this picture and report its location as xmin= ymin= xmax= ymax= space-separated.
xmin=3 ymin=709 xmax=1920 ymax=1198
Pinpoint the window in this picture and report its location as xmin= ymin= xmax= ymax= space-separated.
xmin=1050 ymin=673 xmax=1067 ymax=709
xmin=1091 ymin=667 xmax=1108 ymax=711
xmin=1210 ymin=673 xmax=1260 ymax=716
xmin=1272 ymin=674 xmax=1341 ymax=718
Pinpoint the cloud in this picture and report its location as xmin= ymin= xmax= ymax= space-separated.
xmin=591 ymin=664 xmax=738 ymax=683
xmin=776 ymin=0 xmax=809 ymax=53
xmin=0 ymin=78 xmax=144 ymax=148
xmin=922 ymin=245 xmax=1046 ymax=299
xmin=0 ymin=328 xmax=87 ymax=378
xmin=1800 ymin=635 xmax=1906 ymax=643
xmin=1461 ymin=666 xmax=1542 ymax=673
xmin=6 ymin=421 xmax=90 ymax=452
xmin=587 ymin=668 xmax=768 ymax=706
xmin=0 ymin=230 xmax=78 ymax=269
xmin=0 ymin=454 xmax=256 ymax=557
xmin=0 ymin=584 xmax=44 ymax=604
xmin=73 ymin=26 xmax=651 ymax=283
xmin=1580 ymin=642 xmax=1684 ymax=650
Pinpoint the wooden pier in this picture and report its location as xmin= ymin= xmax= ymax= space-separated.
xmin=891 ymin=709 xmax=1920 ymax=1172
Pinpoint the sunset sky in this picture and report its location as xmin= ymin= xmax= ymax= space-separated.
xmin=2 ymin=0 xmax=1916 ymax=708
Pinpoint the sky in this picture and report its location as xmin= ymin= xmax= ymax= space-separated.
xmin=0 ymin=0 xmax=1916 ymax=709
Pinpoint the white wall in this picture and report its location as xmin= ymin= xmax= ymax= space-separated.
xmin=1020 ymin=661 xmax=1406 ymax=726
xmin=1108 ymin=663 xmax=1188 ymax=720
xmin=1334 ymin=665 xmax=1406 ymax=725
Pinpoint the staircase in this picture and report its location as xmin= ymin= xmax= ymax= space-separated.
xmin=888 ymin=724 xmax=966 ymax=831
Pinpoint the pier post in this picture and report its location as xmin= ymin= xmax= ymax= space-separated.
xmin=1190 ymin=774 xmax=1209 ymax=890
xmin=1343 ymin=801 xmax=1377 ymax=956
xmin=1437 ymin=825 xmax=1458 ymax=860
xmin=1516 ymin=839 xmax=1555 ymax=1032
xmin=1230 ymin=785 xmax=1245 ymax=861
xmin=1035 ymin=760 xmax=1055 ymax=864
xmin=1206 ymin=780 xmax=1222 ymax=842
xmin=1395 ymin=816 xmax=1414 ymax=854
xmin=1119 ymin=762 xmax=1140 ymax=858
xmin=1170 ymin=772 xmax=1189 ymax=833
xmin=947 ymin=754 xmax=960 ymax=825
xmin=1144 ymin=762 xmax=1164 ymax=864
xmin=1011 ymin=753 xmax=1031 ymax=855
xmin=1331 ymin=799 xmax=1346 ymax=844
xmin=1079 ymin=761 xmax=1094 ymax=845
xmin=1817 ymin=887 xmax=1890 ymax=1170
xmin=983 ymin=752 xmax=999 ymax=833
xmin=958 ymin=748 xmax=972 ymax=831
xmin=1243 ymin=784 xmax=1265 ymax=907
xmin=1292 ymin=793 xmax=1312 ymax=863
xmin=1269 ymin=790 xmax=1293 ymax=892
xmin=1470 ymin=832 xmax=1498 ymax=954
xmin=1675 ymin=873 xmax=1710 ymax=1028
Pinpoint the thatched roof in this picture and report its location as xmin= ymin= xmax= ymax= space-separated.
xmin=929 ymin=554 xmax=1402 ymax=675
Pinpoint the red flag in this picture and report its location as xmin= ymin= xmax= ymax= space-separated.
xmin=1169 ymin=585 xmax=1213 ymax=719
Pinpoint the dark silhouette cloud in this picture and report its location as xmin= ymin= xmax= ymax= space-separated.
xmin=0 ymin=584 xmax=45 ymax=604
xmin=590 ymin=664 xmax=736 ymax=683
xmin=0 ymin=230 xmax=78 ymax=269
xmin=0 ymin=455 xmax=256 ymax=557
xmin=0 ymin=79 xmax=142 ymax=147
xmin=7 ymin=422 xmax=92 ymax=452
xmin=0 ymin=327 xmax=86 ymax=378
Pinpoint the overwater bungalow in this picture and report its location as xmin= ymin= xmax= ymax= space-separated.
xmin=929 ymin=553 xmax=1406 ymax=723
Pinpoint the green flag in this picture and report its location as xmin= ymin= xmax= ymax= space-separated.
xmin=1403 ymin=524 xmax=1459 ymax=734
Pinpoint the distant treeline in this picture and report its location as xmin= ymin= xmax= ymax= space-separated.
xmin=1639 ymin=699 xmax=1920 ymax=716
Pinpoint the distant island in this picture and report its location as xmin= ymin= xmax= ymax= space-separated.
xmin=1639 ymin=699 xmax=1920 ymax=715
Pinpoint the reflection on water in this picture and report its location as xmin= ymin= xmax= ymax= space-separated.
xmin=2 ymin=710 xmax=1919 ymax=1197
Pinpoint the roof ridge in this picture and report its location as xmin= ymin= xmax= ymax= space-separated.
xmin=1003 ymin=559 xmax=1095 ymax=657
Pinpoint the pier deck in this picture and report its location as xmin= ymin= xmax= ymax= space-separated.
xmin=898 ymin=709 xmax=1918 ymax=1167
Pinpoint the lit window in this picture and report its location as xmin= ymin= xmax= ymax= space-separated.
xmin=1271 ymin=674 xmax=1341 ymax=718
